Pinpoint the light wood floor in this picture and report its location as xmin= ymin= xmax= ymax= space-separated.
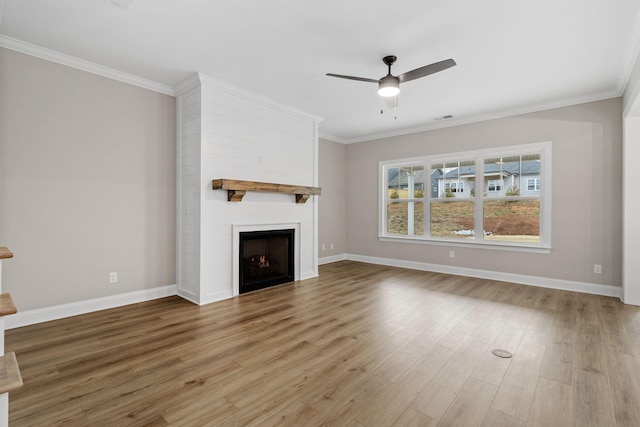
xmin=6 ymin=261 xmax=640 ymax=426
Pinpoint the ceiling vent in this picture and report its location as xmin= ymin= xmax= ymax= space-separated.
xmin=106 ymin=0 xmax=134 ymax=9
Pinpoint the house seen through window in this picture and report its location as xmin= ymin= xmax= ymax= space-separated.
xmin=381 ymin=142 xmax=550 ymax=248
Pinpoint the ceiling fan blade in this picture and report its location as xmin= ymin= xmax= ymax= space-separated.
xmin=397 ymin=59 xmax=456 ymax=83
xmin=326 ymin=73 xmax=379 ymax=83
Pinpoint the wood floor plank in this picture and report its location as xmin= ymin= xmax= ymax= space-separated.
xmin=604 ymin=349 xmax=640 ymax=426
xmin=470 ymin=323 xmax=520 ymax=386
xmin=356 ymin=344 xmax=455 ymax=426
xmin=574 ymin=368 xmax=617 ymax=427
xmin=409 ymin=339 xmax=490 ymax=420
xmin=539 ymin=326 xmax=574 ymax=385
xmin=392 ymin=408 xmax=437 ymax=427
xmin=481 ymin=409 xmax=525 ymax=427
xmin=309 ymin=373 xmax=391 ymax=426
xmin=247 ymin=399 xmax=317 ymax=426
xmin=575 ymin=322 xmax=607 ymax=375
xmin=525 ymin=377 xmax=572 ymax=427
xmin=298 ymin=363 xmax=391 ymax=415
xmin=438 ymin=377 xmax=498 ymax=426
xmin=490 ymin=338 xmax=546 ymax=421
xmin=553 ymin=292 xmax=577 ymax=330
xmin=4 ymin=261 xmax=640 ymax=426
xmin=370 ymin=341 xmax=430 ymax=382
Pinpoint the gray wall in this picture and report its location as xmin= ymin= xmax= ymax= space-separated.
xmin=344 ymin=98 xmax=623 ymax=287
xmin=318 ymin=138 xmax=347 ymax=258
xmin=0 ymin=48 xmax=177 ymax=311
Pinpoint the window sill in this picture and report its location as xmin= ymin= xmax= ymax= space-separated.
xmin=378 ymin=235 xmax=552 ymax=254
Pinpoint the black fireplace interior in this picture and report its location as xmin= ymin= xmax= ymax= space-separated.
xmin=239 ymin=229 xmax=294 ymax=294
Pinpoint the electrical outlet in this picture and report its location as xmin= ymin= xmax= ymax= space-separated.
xmin=330 ymin=243 xmax=334 ymax=250
xmin=321 ymin=244 xmax=325 ymax=251
xmin=109 ymin=272 xmax=118 ymax=283
xmin=594 ymin=264 xmax=602 ymax=274
xmin=449 ymin=250 xmax=455 ymax=259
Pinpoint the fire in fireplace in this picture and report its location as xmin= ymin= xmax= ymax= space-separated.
xmin=239 ymin=229 xmax=294 ymax=294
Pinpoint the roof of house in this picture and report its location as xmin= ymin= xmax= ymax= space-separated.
xmin=388 ymin=160 xmax=540 ymax=187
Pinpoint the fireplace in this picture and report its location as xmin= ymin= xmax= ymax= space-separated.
xmin=239 ymin=229 xmax=295 ymax=294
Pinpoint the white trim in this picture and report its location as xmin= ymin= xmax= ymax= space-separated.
xmin=377 ymin=236 xmax=551 ymax=254
xmin=344 ymin=254 xmax=621 ymax=299
xmin=618 ymin=6 xmax=640 ymax=95
xmin=319 ymin=254 xmax=347 ymax=265
xmin=176 ymin=288 xmax=198 ymax=305
xmin=313 ymin=121 xmax=320 ymax=279
xmin=5 ymin=285 xmax=178 ymax=329
xmin=318 ymin=132 xmax=349 ymax=144
xmin=340 ymin=92 xmax=620 ymax=144
xmin=200 ymin=290 xmax=234 ymax=306
xmin=0 ymin=35 xmax=175 ymax=96
xmin=301 ymin=271 xmax=319 ymax=281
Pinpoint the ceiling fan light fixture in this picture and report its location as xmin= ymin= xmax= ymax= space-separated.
xmin=378 ymin=75 xmax=400 ymax=97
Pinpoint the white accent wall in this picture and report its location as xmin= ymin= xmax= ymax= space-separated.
xmin=175 ymin=73 xmax=321 ymax=305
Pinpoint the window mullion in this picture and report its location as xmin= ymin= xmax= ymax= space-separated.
xmin=475 ymin=155 xmax=484 ymax=242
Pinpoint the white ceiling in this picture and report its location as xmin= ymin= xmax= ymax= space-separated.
xmin=1 ymin=0 xmax=639 ymax=143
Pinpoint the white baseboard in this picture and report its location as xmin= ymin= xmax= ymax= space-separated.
xmin=301 ymin=270 xmax=319 ymax=280
xmin=7 ymin=254 xmax=623 ymax=329
xmin=318 ymin=254 xmax=347 ymax=265
xmin=5 ymin=285 xmax=178 ymax=329
xmin=336 ymin=254 xmax=622 ymax=299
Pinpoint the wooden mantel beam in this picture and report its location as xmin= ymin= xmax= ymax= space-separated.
xmin=212 ymin=179 xmax=321 ymax=203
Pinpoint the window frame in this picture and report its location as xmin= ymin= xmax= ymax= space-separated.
xmin=379 ymin=141 xmax=552 ymax=251
xmin=382 ymin=162 xmax=426 ymax=237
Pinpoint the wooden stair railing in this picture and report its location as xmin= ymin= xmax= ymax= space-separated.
xmin=0 ymin=247 xmax=22 ymax=412
xmin=0 ymin=352 xmax=22 ymax=394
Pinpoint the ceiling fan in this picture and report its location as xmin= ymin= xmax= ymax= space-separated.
xmin=326 ymin=55 xmax=456 ymax=116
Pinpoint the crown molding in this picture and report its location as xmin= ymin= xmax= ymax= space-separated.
xmin=0 ymin=35 xmax=175 ymax=96
xmin=339 ymin=89 xmax=621 ymax=144
xmin=618 ymin=7 xmax=640 ymax=95
xmin=318 ymin=132 xmax=349 ymax=144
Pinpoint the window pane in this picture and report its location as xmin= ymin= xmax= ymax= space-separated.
xmin=430 ymin=201 xmax=475 ymax=238
xmin=485 ymin=154 xmax=540 ymax=197
xmin=388 ymin=166 xmax=425 ymax=199
xmin=432 ymin=160 xmax=475 ymax=199
xmin=387 ymin=202 xmax=424 ymax=235
xmin=483 ymin=200 xmax=540 ymax=243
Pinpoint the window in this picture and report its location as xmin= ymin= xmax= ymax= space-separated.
xmin=385 ymin=164 xmax=424 ymax=236
xmin=446 ymin=181 xmax=464 ymax=193
xmin=488 ymin=180 xmax=502 ymax=192
xmin=380 ymin=142 xmax=551 ymax=248
xmin=527 ymin=178 xmax=540 ymax=191
xmin=431 ymin=159 xmax=475 ymax=239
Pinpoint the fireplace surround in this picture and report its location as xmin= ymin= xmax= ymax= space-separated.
xmin=176 ymin=73 xmax=319 ymax=305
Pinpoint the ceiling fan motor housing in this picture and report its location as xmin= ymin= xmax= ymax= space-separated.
xmin=378 ymin=74 xmax=400 ymax=97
